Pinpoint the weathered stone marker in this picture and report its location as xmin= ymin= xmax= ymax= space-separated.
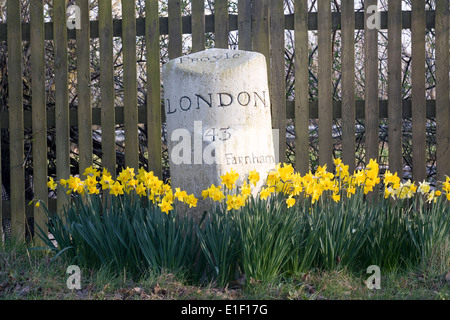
xmin=162 ymin=48 xmax=276 ymax=216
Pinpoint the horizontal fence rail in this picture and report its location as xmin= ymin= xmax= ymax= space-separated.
xmin=0 ymin=100 xmax=439 ymax=129
xmin=0 ymin=11 xmax=438 ymax=42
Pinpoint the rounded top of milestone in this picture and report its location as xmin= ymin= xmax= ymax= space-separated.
xmin=163 ymin=48 xmax=266 ymax=75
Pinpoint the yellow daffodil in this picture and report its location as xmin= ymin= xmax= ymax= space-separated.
xmin=100 ymin=175 xmax=113 ymax=190
xmin=384 ymin=171 xmax=400 ymax=190
xmin=85 ymin=175 xmax=98 ymax=189
xmin=331 ymin=192 xmax=340 ymax=203
xmin=47 ymin=177 xmax=57 ymax=191
xmin=185 ymin=194 xmax=198 ymax=208
xmin=220 ymin=168 xmax=239 ymax=190
xmin=286 ymin=196 xmax=295 ymax=208
xmin=110 ymin=181 xmax=124 ymax=196
xmin=248 ymin=169 xmax=260 ymax=186
xmin=241 ymin=182 xmax=252 ymax=198
xmin=226 ymin=194 xmax=245 ymax=211
xmin=278 ymin=163 xmax=294 ymax=182
xmin=83 ymin=166 xmax=100 ymax=178
xmin=175 ymin=188 xmax=188 ymax=202
xmin=88 ymin=186 xmax=100 ymax=195
xmin=354 ymin=170 xmax=366 ymax=186
xmin=158 ymin=199 xmax=173 ymax=214
xmin=260 ymin=186 xmax=274 ymax=200
xmin=136 ymin=183 xmax=147 ymax=197
xmin=60 ymin=178 xmax=68 ymax=187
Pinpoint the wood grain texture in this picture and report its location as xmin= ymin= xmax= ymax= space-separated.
xmin=53 ymin=0 xmax=70 ymax=217
xmin=122 ymin=0 xmax=139 ymax=171
xmin=388 ymin=0 xmax=403 ymax=179
xmin=30 ymin=0 xmax=47 ymax=244
xmin=238 ymin=0 xmax=252 ymax=51
xmin=270 ymin=0 xmax=286 ymax=165
xmin=318 ymin=0 xmax=333 ymax=169
xmin=341 ymin=0 xmax=356 ymax=173
xmin=435 ymin=0 xmax=449 ymax=183
xmin=146 ymin=0 xmax=162 ymax=178
xmin=411 ymin=0 xmax=426 ymax=182
xmin=168 ymin=0 xmax=182 ymax=59
xmin=77 ymin=0 xmax=93 ymax=175
xmin=99 ymin=0 xmax=116 ymax=178
xmin=295 ymin=0 xmax=309 ymax=174
xmin=364 ymin=0 xmax=379 ymax=165
xmin=215 ymin=0 xmax=229 ymax=48
xmin=191 ymin=0 xmax=205 ymax=52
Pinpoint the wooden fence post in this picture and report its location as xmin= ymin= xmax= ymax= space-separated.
xmin=146 ymin=0 xmax=162 ymax=178
xmin=54 ymin=0 xmax=70 ymax=220
xmin=191 ymin=0 xmax=206 ymax=53
xmin=341 ymin=0 xmax=356 ymax=173
xmin=270 ymin=0 xmax=286 ymax=165
xmin=168 ymin=0 xmax=182 ymax=59
xmin=411 ymin=0 xmax=426 ymax=183
xmin=238 ymin=0 xmax=252 ymax=51
xmin=215 ymin=0 xmax=229 ymax=48
xmin=388 ymin=0 xmax=403 ymax=179
xmin=318 ymin=0 xmax=333 ymax=170
xmin=364 ymin=0 xmax=379 ymax=167
xmin=77 ymin=0 xmax=93 ymax=175
xmin=295 ymin=0 xmax=309 ymax=174
xmin=8 ymin=0 xmax=26 ymax=240
xmin=435 ymin=0 xmax=450 ymax=183
xmin=31 ymin=0 xmax=47 ymax=245
xmin=122 ymin=0 xmax=139 ymax=171
xmin=99 ymin=0 xmax=116 ymax=179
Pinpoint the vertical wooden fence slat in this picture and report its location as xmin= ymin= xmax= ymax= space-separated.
xmin=341 ymin=0 xmax=355 ymax=173
xmin=318 ymin=0 xmax=332 ymax=169
xmin=53 ymin=0 xmax=70 ymax=217
xmin=99 ymin=0 xmax=116 ymax=178
xmin=252 ymin=0 xmax=270 ymax=72
xmin=168 ymin=0 xmax=182 ymax=60
xmin=388 ymin=0 xmax=403 ymax=179
xmin=191 ymin=0 xmax=205 ymax=53
xmin=122 ymin=0 xmax=139 ymax=171
xmin=364 ymin=0 xmax=379 ymax=165
xmin=7 ymin=0 xmax=25 ymax=240
xmin=252 ymin=0 xmax=271 ymax=158
xmin=270 ymin=0 xmax=286 ymax=165
xmin=31 ymin=0 xmax=47 ymax=244
xmin=435 ymin=0 xmax=450 ymax=183
xmin=0 ymin=107 xmax=2 ymax=240
xmin=215 ymin=0 xmax=229 ymax=49
xmin=294 ymin=0 xmax=309 ymax=174
xmin=411 ymin=0 xmax=426 ymax=182
xmin=77 ymin=0 xmax=92 ymax=175
xmin=146 ymin=0 xmax=162 ymax=178
xmin=238 ymin=0 xmax=252 ymax=51
xmin=0 ymin=114 xmax=2 ymax=240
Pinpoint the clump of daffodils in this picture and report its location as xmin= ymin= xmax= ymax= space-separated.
xmin=46 ymin=159 xmax=450 ymax=214
xmin=48 ymin=166 xmax=197 ymax=214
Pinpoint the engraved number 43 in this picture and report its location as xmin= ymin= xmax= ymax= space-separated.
xmin=204 ymin=127 xmax=231 ymax=141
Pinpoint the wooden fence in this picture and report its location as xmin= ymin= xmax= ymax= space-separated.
xmin=0 ymin=0 xmax=448 ymax=241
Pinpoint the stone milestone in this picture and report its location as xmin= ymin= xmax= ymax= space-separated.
xmin=162 ymin=48 xmax=277 ymax=216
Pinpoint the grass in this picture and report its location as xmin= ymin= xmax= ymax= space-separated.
xmin=1 ymin=240 xmax=448 ymax=300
